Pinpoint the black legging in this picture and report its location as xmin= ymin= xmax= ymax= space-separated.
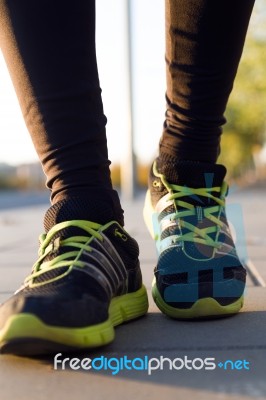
xmin=0 ymin=0 xmax=255 ymax=204
xmin=162 ymin=0 xmax=255 ymax=163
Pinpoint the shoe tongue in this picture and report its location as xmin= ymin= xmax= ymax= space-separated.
xmin=156 ymin=159 xmax=227 ymax=188
xmin=44 ymin=197 xmax=117 ymax=233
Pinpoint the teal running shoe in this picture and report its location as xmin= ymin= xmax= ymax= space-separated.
xmin=144 ymin=159 xmax=246 ymax=319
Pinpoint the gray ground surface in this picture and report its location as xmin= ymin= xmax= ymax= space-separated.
xmin=0 ymin=188 xmax=265 ymax=400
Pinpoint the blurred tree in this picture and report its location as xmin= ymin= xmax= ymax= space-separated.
xmin=219 ymin=0 xmax=266 ymax=178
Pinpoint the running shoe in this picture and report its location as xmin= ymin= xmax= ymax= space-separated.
xmin=143 ymin=159 xmax=246 ymax=319
xmin=0 ymin=198 xmax=148 ymax=355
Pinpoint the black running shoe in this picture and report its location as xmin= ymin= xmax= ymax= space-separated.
xmin=143 ymin=159 xmax=246 ymax=319
xmin=0 ymin=199 xmax=148 ymax=355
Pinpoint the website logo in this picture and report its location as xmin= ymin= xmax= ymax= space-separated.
xmin=54 ymin=354 xmax=250 ymax=375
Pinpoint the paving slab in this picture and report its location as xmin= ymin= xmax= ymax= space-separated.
xmin=1 ymin=355 xmax=264 ymax=400
xmin=0 ymin=188 xmax=265 ymax=400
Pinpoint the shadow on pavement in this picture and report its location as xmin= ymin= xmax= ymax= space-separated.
xmin=12 ymin=310 xmax=266 ymax=398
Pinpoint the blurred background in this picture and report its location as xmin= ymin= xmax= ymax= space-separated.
xmin=0 ymin=0 xmax=266 ymax=195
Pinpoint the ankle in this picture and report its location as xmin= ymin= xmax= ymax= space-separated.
xmin=44 ymin=193 xmax=124 ymax=232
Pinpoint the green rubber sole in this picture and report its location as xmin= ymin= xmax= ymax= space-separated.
xmin=0 ymin=285 xmax=148 ymax=355
xmin=152 ymin=278 xmax=244 ymax=319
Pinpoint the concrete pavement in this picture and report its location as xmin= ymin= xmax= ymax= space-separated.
xmin=0 ymin=188 xmax=265 ymax=400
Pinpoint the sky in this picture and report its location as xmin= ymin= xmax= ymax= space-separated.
xmin=0 ymin=0 xmax=262 ymax=167
xmin=0 ymin=0 xmax=165 ymax=166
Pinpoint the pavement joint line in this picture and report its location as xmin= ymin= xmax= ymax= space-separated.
xmin=244 ymin=259 xmax=266 ymax=287
xmin=76 ymin=345 xmax=266 ymax=352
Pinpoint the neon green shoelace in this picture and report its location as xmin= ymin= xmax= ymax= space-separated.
xmin=24 ymin=220 xmax=103 ymax=285
xmin=157 ymin=169 xmax=228 ymax=249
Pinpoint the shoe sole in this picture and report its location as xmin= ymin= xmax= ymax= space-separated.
xmin=143 ymin=190 xmax=245 ymax=319
xmin=152 ymin=278 xmax=244 ymax=319
xmin=0 ymin=285 xmax=148 ymax=356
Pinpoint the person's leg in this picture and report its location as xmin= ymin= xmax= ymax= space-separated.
xmin=0 ymin=0 xmax=148 ymax=355
xmin=0 ymin=0 xmax=121 ymax=217
xmin=161 ymin=0 xmax=255 ymax=164
xmin=144 ymin=0 xmax=255 ymax=318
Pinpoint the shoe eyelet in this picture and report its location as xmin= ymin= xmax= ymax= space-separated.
xmin=152 ymin=180 xmax=161 ymax=188
xmin=114 ymin=228 xmax=128 ymax=241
